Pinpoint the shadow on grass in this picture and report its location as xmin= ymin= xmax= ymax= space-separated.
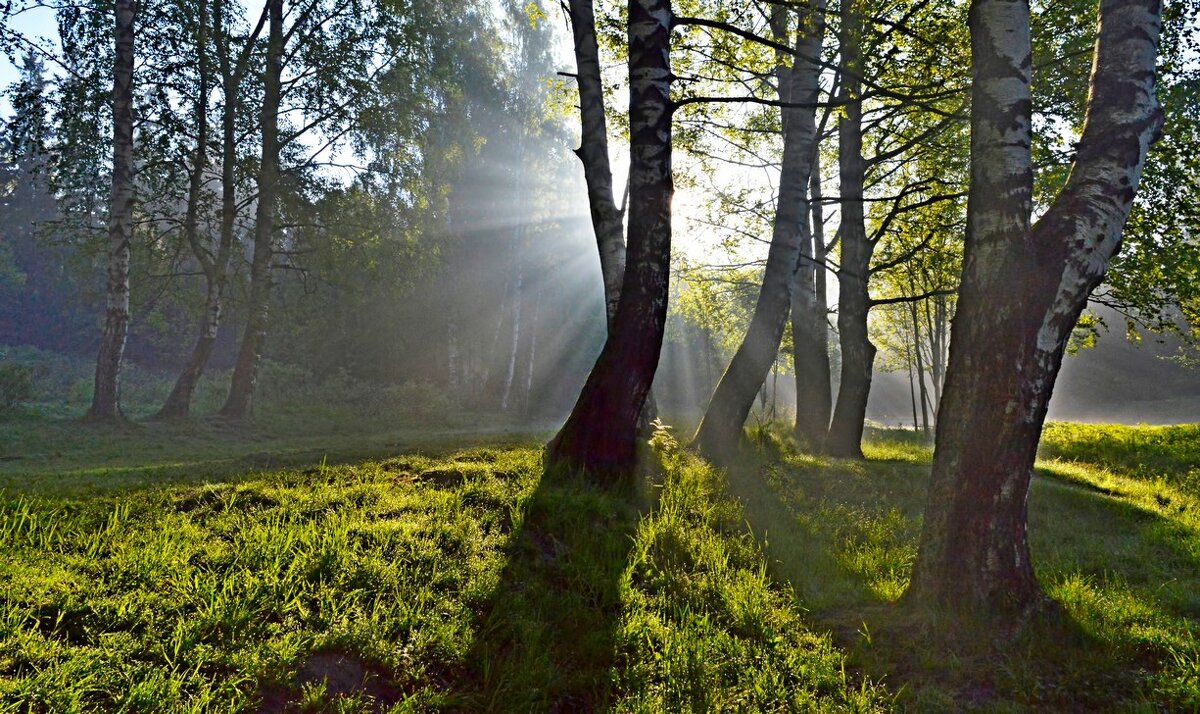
xmin=439 ymin=468 xmax=646 ymax=712
xmin=0 ymin=416 xmax=550 ymax=499
xmin=713 ymin=434 xmax=1186 ymax=710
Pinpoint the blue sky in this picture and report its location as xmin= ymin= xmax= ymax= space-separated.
xmin=0 ymin=5 xmax=58 ymax=117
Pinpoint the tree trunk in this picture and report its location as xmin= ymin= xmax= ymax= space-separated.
xmin=567 ymin=0 xmax=626 ymax=325
xmin=824 ymin=4 xmax=874 ymax=459
xmin=87 ymin=0 xmax=136 ymax=423
xmin=220 ymin=0 xmax=282 ymax=421
xmin=906 ymin=340 xmax=919 ymax=431
xmin=793 ymin=152 xmax=833 ymax=449
xmin=158 ymin=0 xmax=214 ymax=420
xmin=522 ymin=284 xmax=542 ymax=417
xmin=910 ymin=301 xmax=931 ymax=438
xmin=544 ymin=0 xmax=673 ymax=480
xmin=693 ymin=1 xmax=825 ymax=458
xmin=162 ymin=0 xmax=265 ymax=418
xmin=500 ymin=250 xmax=524 ymax=412
xmin=907 ymin=0 xmax=1163 ymax=618
xmin=567 ymin=0 xmax=658 ymax=432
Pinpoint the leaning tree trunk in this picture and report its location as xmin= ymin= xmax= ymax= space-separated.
xmin=693 ymin=1 xmax=826 ymax=458
xmin=221 ymin=0 xmax=282 ymax=421
xmin=158 ymin=0 xmax=214 ymax=419
xmin=87 ymin=0 xmax=136 ymax=423
xmin=824 ymin=3 xmax=874 ymax=459
xmin=907 ymin=0 xmax=1163 ymax=619
xmin=568 ymin=0 xmax=626 ymax=324
xmin=544 ymin=0 xmax=673 ymax=480
xmin=793 ymin=152 xmax=833 ymax=449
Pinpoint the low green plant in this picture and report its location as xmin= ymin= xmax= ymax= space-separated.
xmin=0 ymin=362 xmax=34 ymax=412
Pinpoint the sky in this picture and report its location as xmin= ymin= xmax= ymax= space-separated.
xmin=0 ymin=5 xmax=59 ymax=117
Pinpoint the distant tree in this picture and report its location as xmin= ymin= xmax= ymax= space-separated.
xmin=0 ymin=54 xmax=68 ymax=349
xmin=693 ymin=0 xmax=827 ymax=458
xmin=157 ymin=0 xmax=266 ymax=419
xmin=907 ymin=0 xmax=1164 ymax=618
xmin=219 ymin=0 xmax=281 ymax=420
xmin=87 ymin=0 xmax=136 ymax=422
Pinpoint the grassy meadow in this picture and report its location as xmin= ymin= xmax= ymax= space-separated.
xmin=0 ymin=411 xmax=1197 ymax=711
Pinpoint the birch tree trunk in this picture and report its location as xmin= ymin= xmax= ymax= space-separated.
xmin=161 ymin=0 xmax=266 ymax=418
xmin=908 ymin=0 xmax=1163 ymax=618
xmin=910 ymin=301 xmax=931 ymax=437
xmin=693 ymin=0 xmax=826 ymax=458
xmin=87 ymin=0 xmax=136 ymax=422
xmin=500 ymin=251 xmax=524 ymax=412
xmin=544 ymin=0 xmax=673 ymax=480
xmin=567 ymin=0 xmax=657 ymax=432
xmin=221 ymin=0 xmax=283 ymax=421
xmin=824 ymin=2 xmax=875 ymax=459
xmin=567 ymin=0 xmax=626 ymax=325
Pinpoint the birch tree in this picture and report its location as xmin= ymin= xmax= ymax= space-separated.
xmin=693 ymin=0 xmax=826 ymax=458
xmin=158 ymin=0 xmax=267 ymax=419
xmin=908 ymin=0 xmax=1164 ymax=617
xmin=220 ymin=0 xmax=281 ymax=420
xmin=544 ymin=0 xmax=674 ymax=479
xmin=86 ymin=0 xmax=135 ymax=422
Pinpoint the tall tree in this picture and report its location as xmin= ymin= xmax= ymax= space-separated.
xmin=791 ymin=151 xmax=833 ymax=450
xmin=86 ymin=0 xmax=136 ymax=422
xmin=907 ymin=0 xmax=1164 ymax=617
xmin=567 ymin=0 xmax=625 ymax=326
xmin=158 ymin=0 xmax=267 ymax=418
xmin=693 ymin=0 xmax=826 ymax=458
xmin=544 ymin=0 xmax=674 ymax=479
xmin=823 ymin=0 xmax=872 ymax=458
xmin=220 ymin=0 xmax=282 ymax=420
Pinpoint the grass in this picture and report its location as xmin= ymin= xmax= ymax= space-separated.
xmin=735 ymin=423 xmax=1200 ymax=710
xmin=0 ymin=417 xmax=890 ymax=711
xmin=0 ymin=406 xmax=549 ymax=497
xmin=0 ymin=411 xmax=1197 ymax=710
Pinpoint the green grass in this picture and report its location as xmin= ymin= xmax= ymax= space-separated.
xmin=0 ymin=419 xmax=889 ymax=711
xmin=735 ymin=424 xmax=1200 ymax=711
xmin=1040 ymin=422 xmax=1200 ymax=495
xmin=0 ymin=407 xmax=549 ymax=497
xmin=1 ymin=412 xmax=1197 ymax=711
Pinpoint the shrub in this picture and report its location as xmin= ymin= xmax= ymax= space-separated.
xmin=381 ymin=380 xmax=453 ymax=421
xmin=0 ymin=362 xmax=34 ymax=411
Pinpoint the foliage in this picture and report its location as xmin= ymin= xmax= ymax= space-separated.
xmin=0 ymin=361 xmax=34 ymax=412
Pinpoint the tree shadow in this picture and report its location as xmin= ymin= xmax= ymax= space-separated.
xmin=437 ymin=465 xmax=648 ymax=712
xmin=716 ymin=440 xmax=1194 ymax=710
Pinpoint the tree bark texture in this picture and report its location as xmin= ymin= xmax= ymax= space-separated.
xmin=908 ymin=0 xmax=1162 ymax=616
xmin=825 ymin=4 xmax=874 ymax=459
xmin=793 ymin=152 xmax=833 ymax=449
xmin=568 ymin=0 xmax=626 ymax=325
xmin=693 ymin=1 xmax=826 ymax=458
xmin=87 ymin=0 xmax=136 ymax=422
xmin=221 ymin=0 xmax=283 ymax=420
xmin=544 ymin=0 xmax=673 ymax=480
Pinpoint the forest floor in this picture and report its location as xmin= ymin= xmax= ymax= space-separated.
xmin=0 ymin=412 xmax=1196 ymax=711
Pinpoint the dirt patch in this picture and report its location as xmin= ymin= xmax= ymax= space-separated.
xmin=259 ymin=651 xmax=402 ymax=713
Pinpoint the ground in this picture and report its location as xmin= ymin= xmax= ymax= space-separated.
xmin=0 ymin=411 xmax=1197 ymax=711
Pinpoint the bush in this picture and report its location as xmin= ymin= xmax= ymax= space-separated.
xmin=381 ymin=380 xmax=453 ymax=421
xmin=0 ymin=362 xmax=34 ymax=412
